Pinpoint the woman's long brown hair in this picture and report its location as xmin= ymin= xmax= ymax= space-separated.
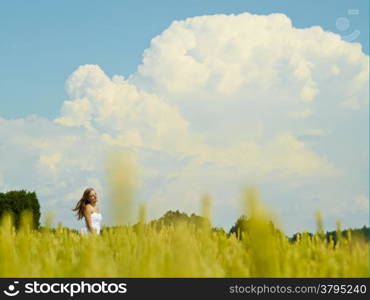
xmin=72 ymin=187 xmax=95 ymax=220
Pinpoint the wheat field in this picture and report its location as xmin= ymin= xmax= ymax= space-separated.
xmin=0 ymin=188 xmax=368 ymax=278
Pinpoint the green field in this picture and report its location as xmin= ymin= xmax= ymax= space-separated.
xmin=0 ymin=188 xmax=368 ymax=278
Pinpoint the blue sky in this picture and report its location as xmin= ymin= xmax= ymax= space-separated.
xmin=0 ymin=0 xmax=368 ymax=234
xmin=0 ymin=0 xmax=368 ymax=118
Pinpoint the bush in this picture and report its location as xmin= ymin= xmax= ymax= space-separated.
xmin=0 ymin=190 xmax=41 ymax=229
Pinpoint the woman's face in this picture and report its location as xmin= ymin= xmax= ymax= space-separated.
xmin=88 ymin=190 xmax=98 ymax=205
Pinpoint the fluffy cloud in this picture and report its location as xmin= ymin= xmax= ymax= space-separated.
xmin=131 ymin=13 xmax=368 ymax=108
xmin=55 ymin=64 xmax=337 ymax=180
xmin=55 ymin=65 xmax=191 ymax=153
xmin=128 ymin=13 xmax=368 ymax=178
xmin=0 ymin=12 xmax=368 ymax=233
xmin=0 ymin=115 xmax=111 ymax=216
xmin=39 ymin=152 xmax=63 ymax=175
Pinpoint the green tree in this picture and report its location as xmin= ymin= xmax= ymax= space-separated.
xmin=229 ymin=215 xmax=249 ymax=239
xmin=0 ymin=190 xmax=41 ymax=229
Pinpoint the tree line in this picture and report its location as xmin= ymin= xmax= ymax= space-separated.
xmin=0 ymin=190 xmax=368 ymax=241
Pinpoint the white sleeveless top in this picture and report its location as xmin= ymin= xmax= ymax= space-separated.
xmin=80 ymin=212 xmax=102 ymax=235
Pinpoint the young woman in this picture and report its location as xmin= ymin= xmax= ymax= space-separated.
xmin=72 ymin=187 xmax=102 ymax=235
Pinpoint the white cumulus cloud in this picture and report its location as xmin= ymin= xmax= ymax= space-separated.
xmin=0 ymin=12 xmax=368 ymax=233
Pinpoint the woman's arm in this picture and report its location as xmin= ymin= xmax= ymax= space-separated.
xmin=83 ymin=206 xmax=96 ymax=234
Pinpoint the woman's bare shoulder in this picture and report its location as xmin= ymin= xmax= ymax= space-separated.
xmin=84 ymin=204 xmax=94 ymax=214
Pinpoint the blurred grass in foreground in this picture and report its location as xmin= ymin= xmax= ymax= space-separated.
xmin=0 ymin=186 xmax=368 ymax=278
